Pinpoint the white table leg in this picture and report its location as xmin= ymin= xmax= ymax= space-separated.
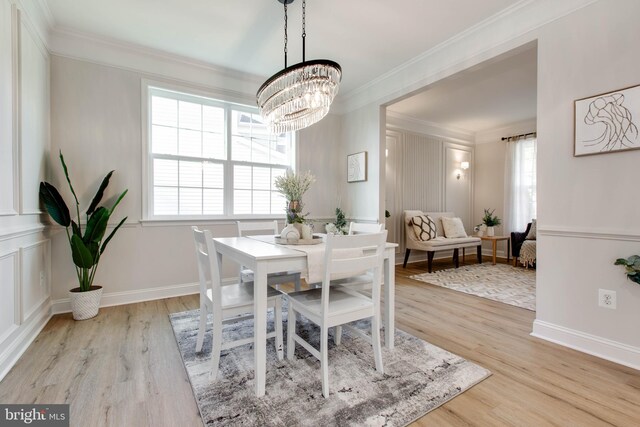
xmin=384 ymin=250 xmax=395 ymax=350
xmin=253 ymin=262 xmax=267 ymax=397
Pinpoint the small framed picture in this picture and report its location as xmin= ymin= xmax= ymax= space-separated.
xmin=347 ymin=151 xmax=367 ymax=183
xmin=574 ymin=83 xmax=640 ymax=157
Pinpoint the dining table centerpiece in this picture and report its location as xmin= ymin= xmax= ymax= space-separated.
xmin=274 ymin=170 xmax=315 ymax=240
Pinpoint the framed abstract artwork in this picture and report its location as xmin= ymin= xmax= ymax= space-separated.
xmin=347 ymin=151 xmax=367 ymax=182
xmin=574 ymin=83 xmax=640 ymax=156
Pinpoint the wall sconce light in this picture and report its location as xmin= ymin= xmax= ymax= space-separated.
xmin=457 ymin=161 xmax=470 ymax=180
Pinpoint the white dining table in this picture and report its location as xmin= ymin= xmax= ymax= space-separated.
xmin=212 ymin=234 xmax=398 ymax=397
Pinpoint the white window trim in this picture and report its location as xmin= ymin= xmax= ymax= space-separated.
xmin=140 ymin=79 xmax=297 ymax=222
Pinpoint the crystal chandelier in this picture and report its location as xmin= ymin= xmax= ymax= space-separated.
xmin=257 ymin=0 xmax=342 ymax=134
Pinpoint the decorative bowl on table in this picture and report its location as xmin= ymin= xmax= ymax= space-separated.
xmin=274 ymin=235 xmax=324 ymax=245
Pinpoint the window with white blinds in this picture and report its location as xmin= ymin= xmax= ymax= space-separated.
xmin=146 ymin=86 xmax=293 ymax=218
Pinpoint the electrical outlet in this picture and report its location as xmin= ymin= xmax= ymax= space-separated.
xmin=598 ymin=289 xmax=616 ymax=309
xmin=39 ymin=271 xmax=46 ymax=287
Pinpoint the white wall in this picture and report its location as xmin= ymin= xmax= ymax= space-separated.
xmin=48 ymin=55 xmax=342 ymax=311
xmin=533 ymin=0 xmax=640 ymax=368
xmin=0 ymin=0 xmax=51 ymax=380
xmin=339 ymin=103 xmax=383 ymax=222
xmin=297 ymin=113 xmax=342 ymax=219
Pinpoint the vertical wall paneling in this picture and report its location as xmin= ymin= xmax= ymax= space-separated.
xmin=401 ymin=133 xmax=443 ymax=213
xmin=0 ymin=2 xmax=16 ymax=215
xmin=0 ymin=250 xmax=20 ymax=343
xmin=19 ymin=240 xmax=50 ymax=324
xmin=444 ymin=143 xmax=474 ymax=233
xmin=18 ymin=8 xmax=49 ymax=215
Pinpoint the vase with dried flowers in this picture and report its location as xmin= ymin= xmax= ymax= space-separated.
xmin=274 ymin=170 xmax=315 ymax=240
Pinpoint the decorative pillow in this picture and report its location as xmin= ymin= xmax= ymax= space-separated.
xmin=411 ymin=215 xmax=437 ymax=241
xmin=441 ymin=217 xmax=468 ymax=238
xmin=525 ymin=219 xmax=537 ymax=240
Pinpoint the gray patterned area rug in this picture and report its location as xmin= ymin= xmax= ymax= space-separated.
xmin=169 ymin=309 xmax=490 ymax=426
xmin=410 ymin=263 xmax=536 ymax=311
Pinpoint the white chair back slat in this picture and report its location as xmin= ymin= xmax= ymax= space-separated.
xmin=236 ymin=220 xmax=279 ymax=236
xmin=321 ymin=231 xmax=387 ymax=316
xmin=348 ymin=222 xmax=384 ymax=235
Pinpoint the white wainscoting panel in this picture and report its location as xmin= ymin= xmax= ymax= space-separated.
xmin=0 ymin=1 xmax=16 ymax=216
xmin=0 ymin=250 xmax=19 ymax=343
xmin=18 ymin=8 xmax=49 ymax=215
xmin=19 ymin=239 xmax=50 ymax=324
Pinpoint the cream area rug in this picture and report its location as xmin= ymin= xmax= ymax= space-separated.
xmin=410 ymin=263 xmax=536 ymax=311
xmin=169 ymin=309 xmax=491 ymax=426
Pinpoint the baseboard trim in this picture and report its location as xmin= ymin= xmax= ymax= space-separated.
xmin=51 ymin=282 xmax=201 ymax=314
xmin=531 ymin=320 xmax=640 ymax=371
xmin=0 ymin=302 xmax=52 ymax=382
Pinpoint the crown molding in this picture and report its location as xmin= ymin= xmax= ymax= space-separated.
xmin=50 ymin=25 xmax=266 ymax=85
xmin=34 ymin=0 xmax=54 ymax=29
xmin=341 ymin=0 xmax=535 ymax=103
xmin=386 ymin=111 xmax=475 ymax=142
xmin=335 ymin=0 xmax=600 ymax=114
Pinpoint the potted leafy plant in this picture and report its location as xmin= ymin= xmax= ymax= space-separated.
xmin=326 ymin=207 xmax=348 ymax=235
xmin=614 ymin=255 xmax=640 ymax=284
xmin=39 ymin=151 xmax=128 ymax=320
xmin=481 ymin=208 xmax=501 ymax=237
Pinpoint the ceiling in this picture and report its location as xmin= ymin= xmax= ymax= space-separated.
xmin=387 ymin=46 xmax=537 ymax=133
xmin=43 ymin=0 xmax=520 ymax=96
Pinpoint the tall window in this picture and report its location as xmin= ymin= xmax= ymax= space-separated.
xmin=146 ymin=86 xmax=293 ymax=218
xmin=504 ymin=137 xmax=537 ymax=233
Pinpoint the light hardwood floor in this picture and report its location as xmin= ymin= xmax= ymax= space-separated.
xmin=0 ymin=256 xmax=638 ymax=426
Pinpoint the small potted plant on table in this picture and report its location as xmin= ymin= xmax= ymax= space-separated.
xmin=481 ymin=208 xmax=501 ymax=237
xmin=39 ymin=151 xmax=128 ymax=320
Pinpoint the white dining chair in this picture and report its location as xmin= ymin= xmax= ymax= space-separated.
xmin=348 ymin=222 xmax=384 ymax=235
xmin=192 ymin=226 xmax=284 ymax=380
xmin=286 ymin=231 xmax=387 ymax=398
xmin=236 ymin=221 xmax=302 ymax=292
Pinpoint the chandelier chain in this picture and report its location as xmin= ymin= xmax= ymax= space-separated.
xmin=283 ymin=1 xmax=288 ymax=68
xmin=302 ymin=0 xmax=306 ymax=62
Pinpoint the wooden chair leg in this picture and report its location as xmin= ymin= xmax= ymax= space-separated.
xmin=195 ymin=304 xmax=207 ymax=352
xmin=477 ymin=245 xmax=482 ymax=264
xmin=209 ymin=311 xmax=223 ymax=381
xmin=334 ymin=326 xmax=342 ymax=345
xmin=371 ymin=315 xmax=384 ymax=374
xmin=287 ymin=303 xmax=296 ymax=360
xmin=453 ymin=248 xmax=459 ymax=268
xmin=427 ymin=251 xmax=435 ymax=273
xmin=274 ymin=297 xmax=284 ymax=361
xmin=321 ymin=326 xmax=330 ymax=398
xmin=403 ymin=249 xmax=411 ymax=268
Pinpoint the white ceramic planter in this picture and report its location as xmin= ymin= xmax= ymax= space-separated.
xmin=69 ymin=286 xmax=103 ymax=320
xmin=487 ymin=226 xmax=495 ymax=237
